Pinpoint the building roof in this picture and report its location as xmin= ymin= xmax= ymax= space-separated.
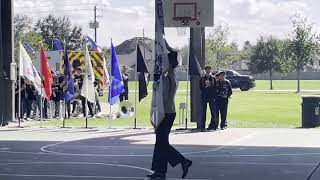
xmin=113 ymin=37 xmax=154 ymax=55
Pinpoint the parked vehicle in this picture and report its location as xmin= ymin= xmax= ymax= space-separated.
xmin=225 ymin=70 xmax=255 ymax=91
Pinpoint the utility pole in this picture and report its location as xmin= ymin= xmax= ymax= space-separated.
xmin=94 ymin=5 xmax=97 ymax=42
xmin=89 ymin=5 xmax=100 ymax=43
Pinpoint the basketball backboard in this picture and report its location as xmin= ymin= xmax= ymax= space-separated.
xmin=163 ymin=0 xmax=214 ymax=28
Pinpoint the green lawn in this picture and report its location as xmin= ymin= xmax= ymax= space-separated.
xmin=254 ymin=80 xmax=320 ymax=90
xmin=34 ymin=80 xmax=320 ymax=129
xmin=126 ymin=80 xmax=320 ymax=91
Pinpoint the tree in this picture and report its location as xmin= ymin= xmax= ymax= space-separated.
xmin=249 ymin=36 xmax=281 ymax=90
xmin=206 ymin=23 xmax=241 ymax=69
xmin=276 ymin=39 xmax=295 ymax=79
xmin=19 ymin=32 xmax=47 ymax=51
xmin=14 ymin=15 xmax=34 ymax=61
xmin=241 ymin=40 xmax=253 ymax=60
xmin=287 ymin=14 xmax=319 ymax=92
xmin=35 ymin=15 xmax=83 ymax=50
xmin=14 ymin=14 xmax=33 ymax=43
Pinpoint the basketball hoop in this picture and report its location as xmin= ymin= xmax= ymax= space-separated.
xmin=163 ymin=0 xmax=214 ymax=28
xmin=175 ymin=17 xmax=190 ymax=37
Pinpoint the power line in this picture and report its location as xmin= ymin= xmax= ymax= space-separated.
xmin=14 ymin=3 xmax=98 ymax=9
xmin=16 ymin=8 xmax=92 ymax=14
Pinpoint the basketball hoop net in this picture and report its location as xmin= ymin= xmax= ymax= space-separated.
xmin=176 ymin=27 xmax=188 ymax=37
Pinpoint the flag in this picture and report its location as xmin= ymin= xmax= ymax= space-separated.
xmin=23 ymin=42 xmax=35 ymax=54
xmin=31 ymin=65 xmax=43 ymax=95
xmin=19 ymin=43 xmax=35 ymax=82
xmin=87 ymin=36 xmax=102 ymax=53
xmin=40 ymin=48 xmax=53 ymax=100
xmin=151 ymin=0 xmax=168 ymax=129
xmin=137 ymin=44 xmax=149 ymax=101
xmin=189 ymin=43 xmax=203 ymax=76
xmin=19 ymin=43 xmax=41 ymax=92
xmin=108 ymin=42 xmax=124 ymax=105
xmin=53 ymin=39 xmax=63 ymax=51
xmin=86 ymin=36 xmax=108 ymax=86
xmin=103 ymin=57 xmax=110 ymax=86
xmin=63 ymin=48 xmax=75 ymax=102
xmin=81 ymin=43 xmax=96 ymax=103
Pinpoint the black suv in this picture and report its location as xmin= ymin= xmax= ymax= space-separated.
xmin=225 ymin=70 xmax=255 ymax=91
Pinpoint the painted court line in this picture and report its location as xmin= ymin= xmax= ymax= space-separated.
xmin=40 ymin=130 xmax=257 ymax=156
xmin=0 ymin=174 xmax=211 ymax=180
xmin=0 ymin=162 xmax=209 ymax=180
xmin=40 ymin=129 xmax=152 ymax=154
xmin=182 ymin=132 xmax=257 ymax=155
xmin=3 ymin=149 xmax=320 ymax=158
xmin=0 ymin=161 xmax=152 ymax=173
xmin=201 ymin=161 xmax=317 ymax=166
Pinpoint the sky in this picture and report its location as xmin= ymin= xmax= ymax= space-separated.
xmin=14 ymin=0 xmax=320 ymax=49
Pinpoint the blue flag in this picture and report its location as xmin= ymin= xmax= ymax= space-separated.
xmin=53 ymin=39 xmax=63 ymax=51
xmin=108 ymin=43 xmax=124 ymax=105
xmin=63 ymin=49 xmax=75 ymax=102
xmin=23 ymin=42 xmax=35 ymax=54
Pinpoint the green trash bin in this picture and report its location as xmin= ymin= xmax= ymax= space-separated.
xmin=302 ymin=95 xmax=320 ymax=128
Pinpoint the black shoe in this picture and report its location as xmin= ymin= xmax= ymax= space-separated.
xmin=182 ymin=159 xmax=192 ymax=179
xmin=146 ymin=171 xmax=166 ymax=179
xmin=206 ymin=127 xmax=216 ymax=131
xmin=221 ymin=126 xmax=227 ymax=130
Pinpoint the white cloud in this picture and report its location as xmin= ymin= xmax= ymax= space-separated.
xmin=13 ymin=0 xmax=319 ymax=49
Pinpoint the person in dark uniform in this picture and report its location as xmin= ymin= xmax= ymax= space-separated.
xmin=52 ymin=75 xmax=63 ymax=118
xmin=215 ymin=71 xmax=233 ymax=130
xmin=26 ymin=84 xmax=36 ymax=120
xmin=120 ymin=66 xmax=129 ymax=102
xmin=94 ymin=79 xmax=101 ymax=113
xmin=147 ymin=50 xmax=192 ymax=179
xmin=200 ymin=66 xmax=217 ymax=131
xmin=59 ymin=74 xmax=72 ymax=119
xmin=72 ymin=68 xmax=82 ymax=115
xmin=74 ymin=68 xmax=94 ymax=117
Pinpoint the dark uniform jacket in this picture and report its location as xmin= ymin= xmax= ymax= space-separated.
xmin=122 ymin=73 xmax=130 ymax=94
xmin=216 ymin=79 xmax=232 ymax=100
xmin=200 ymin=74 xmax=217 ymax=98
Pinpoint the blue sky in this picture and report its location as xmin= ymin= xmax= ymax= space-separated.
xmin=14 ymin=0 xmax=320 ymax=49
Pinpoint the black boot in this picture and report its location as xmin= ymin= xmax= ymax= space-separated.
xmin=146 ymin=171 xmax=166 ymax=179
xmin=181 ymin=159 xmax=192 ymax=179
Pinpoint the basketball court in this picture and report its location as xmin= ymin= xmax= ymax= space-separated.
xmin=0 ymin=127 xmax=320 ymax=180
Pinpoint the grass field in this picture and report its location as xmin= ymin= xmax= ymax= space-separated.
xmin=34 ymin=80 xmax=320 ymax=129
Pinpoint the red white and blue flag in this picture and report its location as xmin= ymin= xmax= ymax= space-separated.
xmin=87 ymin=36 xmax=102 ymax=53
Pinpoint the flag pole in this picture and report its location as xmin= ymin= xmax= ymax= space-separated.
xmin=18 ymin=65 xmax=21 ymax=128
xmin=63 ymin=100 xmax=66 ymax=128
xmin=109 ymin=78 xmax=112 ymax=129
xmin=18 ymin=43 xmax=22 ymax=127
xmin=134 ymin=38 xmax=139 ymax=129
xmin=185 ymin=37 xmax=191 ymax=130
xmin=62 ymin=41 xmax=66 ymax=128
xmin=108 ymin=39 xmax=112 ymax=129
xmin=40 ymin=47 xmax=43 ymax=128
xmin=85 ymin=44 xmax=88 ymax=129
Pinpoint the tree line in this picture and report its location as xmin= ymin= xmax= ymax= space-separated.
xmin=14 ymin=14 xmax=84 ymax=51
xmin=180 ymin=14 xmax=320 ymax=92
xmin=16 ymin=13 xmax=320 ymax=92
